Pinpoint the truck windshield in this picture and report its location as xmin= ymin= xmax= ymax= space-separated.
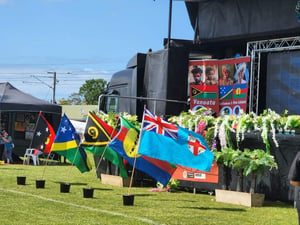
xmin=106 ymin=96 xmax=118 ymax=113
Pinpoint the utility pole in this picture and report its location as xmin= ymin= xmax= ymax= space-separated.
xmin=47 ymin=71 xmax=57 ymax=104
xmin=167 ymin=0 xmax=173 ymax=49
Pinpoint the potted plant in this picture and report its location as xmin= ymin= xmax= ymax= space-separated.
xmin=231 ymin=149 xmax=249 ymax=192
xmin=213 ymin=147 xmax=237 ymax=190
xmin=242 ymin=148 xmax=278 ymax=194
xmin=215 ymin=148 xmax=278 ymax=207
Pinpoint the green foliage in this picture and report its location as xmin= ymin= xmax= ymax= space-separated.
xmin=231 ymin=149 xmax=250 ymax=171
xmin=213 ymin=147 xmax=238 ymax=167
xmin=242 ymin=148 xmax=278 ymax=177
xmin=204 ymin=126 xmax=215 ymax=149
xmin=79 ymin=79 xmax=107 ymax=105
xmin=96 ymin=111 xmax=140 ymax=128
xmin=167 ymin=178 xmax=179 ymax=189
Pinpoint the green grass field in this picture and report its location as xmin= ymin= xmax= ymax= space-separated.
xmin=0 ymin=160 xmax=297 ymax=225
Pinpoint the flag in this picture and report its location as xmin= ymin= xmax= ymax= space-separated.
xmin=191 ymin=85 xmax=218 ymax=99
xmin=139 ymin=108 xmax=214 ymax=172
xmin=108 ymin=116 xmax=176 ymax=186
xmin=31 ymin=112 xmax=55 ymax=153
xmin=51 ymin=114 xmax=91 ymax=173
xmin=80 ymin=112 xmax=128 ymax=178
xmin=234 ymin=83 xmax=248 ymax=99
xmin=219 ymin=85 xmax=233 ymax=100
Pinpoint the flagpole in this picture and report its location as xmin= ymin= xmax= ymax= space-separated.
xmin=41 ymin=150 xmax=52 ymax=179
xmin=29 ymin=111 xmax=42 ymax=149
xmin=22 ymin=111 xmax=42 ymax=176
xmin=127 ymin=155 xmax=137 ymax=195
xmin=94 ymin=124 xmax=117 ymax=177
xmin=127 ymin=106 xmax=147 ymax=195
xmin=65 ymin=138 xmax=81 ymax=183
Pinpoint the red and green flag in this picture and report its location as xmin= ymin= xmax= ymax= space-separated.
xmin=191 ymin=85 xmax=218 ymax=100
xmin=234 ymin=83 xmax=248 ymax=99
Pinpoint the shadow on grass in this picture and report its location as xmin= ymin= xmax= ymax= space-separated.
xmin=0 ymin=167 xmax=24 ymax=171
xmin=93 ymin=187 xmax=113 ymax=191
xmin=134 ymin=193 xmax=154 ymax=197
xmin=115 ymin=193 xmax=153 ymax=197
xmin=263 ymin=200 xmax=293 ymax=209
xmin=181 ymin=206 xmax=247 ymax=212
xmin=154 ymin=198 xmax=198 ymax=203
xmin=52 ymin=181 xmax=88 ymax=186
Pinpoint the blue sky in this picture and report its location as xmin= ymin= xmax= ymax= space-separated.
xmin=0 ymin=0 xmax=194 ymax=102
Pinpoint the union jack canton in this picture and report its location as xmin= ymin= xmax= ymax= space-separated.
xmin=142 ymin=108 xmax=178 ymax=139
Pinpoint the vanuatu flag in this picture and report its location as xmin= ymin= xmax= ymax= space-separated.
xmin=108 ymin=116 xmax=176 ymax=186
xmin=191 ymin=85 xmax=218 ymax=99
xmin=80 ymin=112 xmax=128 ymax=178
xmin=234 ymin=83 xmax=248 ymax=99
xmin=51 ymin=114 xmax=92 ymax=173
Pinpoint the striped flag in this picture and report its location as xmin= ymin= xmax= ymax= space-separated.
xmin=234 ymin=83 xmax=248 ymax=99
xmin=191 ymin=85 xmax=218 ymax=100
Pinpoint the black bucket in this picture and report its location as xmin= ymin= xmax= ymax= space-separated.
xmin=17 ymin=176 xmax=26 ymax=185
xmin=36 ymin=180 xmax=45 ymax=189
xmin=123 ymin=194 xmax=134 ymax=206
xmin=60 ymin=182 xmax=71 ymax=193
xmin=83 ymin=188 xmax=94 ymax=198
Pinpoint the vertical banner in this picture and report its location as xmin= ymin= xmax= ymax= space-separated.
xmin=188 ymin=60 xmax=219 ymax=113
xmin=219 ymin=56 xmax=250 ymax=116
xmin=189 ymin=57 xmax=250 ymax=116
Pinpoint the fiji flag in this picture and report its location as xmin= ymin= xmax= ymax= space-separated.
xmin=108 ymin=116 xmax=177 ymax=186
xmin=219 ymin=85 xmax=233 ymax=100
xmin=51 ymin=114 xmax=92 ymax=173
xmin=139 ymin=108 xmax=214 ymax=172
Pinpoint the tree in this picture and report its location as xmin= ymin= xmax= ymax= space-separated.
xmin=79 ymin=79 xmax=107 ymax=105
xmin=68 ymin=92 xmax=84 ymax=105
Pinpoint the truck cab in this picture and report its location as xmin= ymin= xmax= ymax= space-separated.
xmin=99 ymin=47 xmax=190 ymax=120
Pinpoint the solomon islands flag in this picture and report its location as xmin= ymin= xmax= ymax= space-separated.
xmin=51 ymin=114 xmax=92 ymax=173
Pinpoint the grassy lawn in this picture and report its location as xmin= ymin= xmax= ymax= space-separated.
xmin=0 ymin=160 xmax=297 ymax=225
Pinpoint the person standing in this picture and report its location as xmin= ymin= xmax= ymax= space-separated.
xmin=288 ymin=151 xmax=300 ymax=225
xmin=1 ymin=129 xmax=13 ymax=164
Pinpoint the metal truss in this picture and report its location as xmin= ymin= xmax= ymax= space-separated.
xmin=246 ymin=36 xmax=300 ymax=114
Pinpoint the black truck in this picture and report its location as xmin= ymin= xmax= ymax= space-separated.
xmin=98 ymin=0 xmax=300 ymax=200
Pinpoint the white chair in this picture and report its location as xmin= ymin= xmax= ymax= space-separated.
xmin=23 ymin=148 xmax=43 ymax=166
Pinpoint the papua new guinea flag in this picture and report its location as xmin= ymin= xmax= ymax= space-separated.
xmin=31 ymin=112 xmax=56 ymax=154
xmin=108 ymin=116 xmax=176 ymax=186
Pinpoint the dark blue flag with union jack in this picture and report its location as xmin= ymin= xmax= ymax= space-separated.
xmin=142 ymin=108 xmax=178 ymax=139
